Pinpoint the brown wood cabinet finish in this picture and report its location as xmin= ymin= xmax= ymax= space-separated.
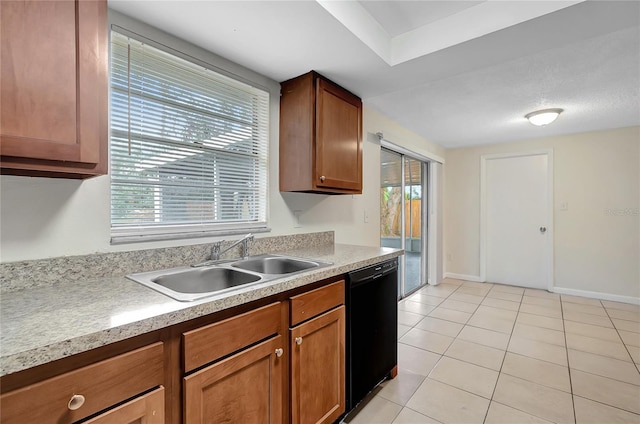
xmin=183 ymin=302 xmax=281 ymax=373
xmin=0 ymin=275 xmax=354 ymax=424
xmin=290 ymin=306 xmax=346 ymax=424
xmin=280 ymin=71 xmax=362 ymax=194
xmin=183 ymin=336 xmax=284 ymax=424
xmin=83 ymin=387 xmax=165 ymax=424
xmin=290 ymin=280 xmax=345 ymax=326
xmin=0 ymin=342 xmax=164 ymax=424
xmin=0 ymin=0 xmax=108 ymax=178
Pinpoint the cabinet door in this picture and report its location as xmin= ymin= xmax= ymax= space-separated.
xmin=0 ymin=0 xmax=107 ymax=177
xmin=184 ymin=335 xmax=284 ymax=424
xmin=83 ymin=387 xmax=164 ymax=424
xmin=291 ymin=306 xmax=345 ymax=424
xmin=315 ymin=79 xmax=362 ymax=193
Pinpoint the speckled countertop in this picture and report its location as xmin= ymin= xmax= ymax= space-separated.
xmin=0 ymin=243 xmax=402 ymax=377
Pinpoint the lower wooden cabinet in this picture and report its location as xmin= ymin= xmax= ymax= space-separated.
xmin=184 ymin=335 xmax=284 ymax=423
xmin=0 ymin=342 xmax=164 ymax=424
xmin=0 ymin=278 xmax=351 ymax=424
xmin=290 ymin=306 xmax=345 ymax=424
xmin=84 ymin=387 xmax=164 ymax=424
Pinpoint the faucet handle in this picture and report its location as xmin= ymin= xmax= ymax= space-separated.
xmin=211 ymin=240 xmax=224 ymax=260
xmin=241 ymin=235 xmax=254 ymax=258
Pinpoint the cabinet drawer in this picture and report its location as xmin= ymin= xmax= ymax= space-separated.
xmin=83 ymin=386 xmax=164 ymax=424
xmin=183 ymin=302 xmax=281 ymax=373
xmin=0 ymin=342 xmax=164 ymax=424
xmin=290 ymin=280 xmax=345 ymax=326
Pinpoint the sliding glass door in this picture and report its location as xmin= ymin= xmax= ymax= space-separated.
xmin=380 ymin=148 xmax=428 ymax=298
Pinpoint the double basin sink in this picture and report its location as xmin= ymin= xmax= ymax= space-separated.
xmin=127 ymin=254 xmax=332 ymax=302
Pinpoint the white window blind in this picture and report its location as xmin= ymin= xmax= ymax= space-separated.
xmin=110 ymin=31 xmax=269 ymax=243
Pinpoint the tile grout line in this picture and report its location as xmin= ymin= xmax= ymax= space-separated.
xmin=374 ymin=283 xmax=624 ymax=424
xmin=406 ymin=283 xmax=454 ymax=424
xmin=555 ymin=297 xmax=640 ymax=387
xmin=500 ymin=289 xmax=577 ymax=424
xmin=397 ymin=281 xmax=639 ymax=424
xmin=573 ymin=305 xmax=640 ymax=414
xmin=406 ymin=282 xmax=640 ymax=423
xmin=560 ymin=294 xmax=578 ymax=424
xmin=572 ymin=393 xmax=640 ymax=418
xmin=498 ymin=351 xmax=573 ymax=392
xmin=482 ymin=286 xmax=522 ymax=424
xmin=420 ymin=282 xmax=500 ymax=422
xmin=599 ymin=298 xmax=640 ymax=375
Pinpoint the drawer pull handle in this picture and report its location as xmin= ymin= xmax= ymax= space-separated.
xmin=68 ymin=394 xmax=85 ymax=411
xmin=275 ymin=348 xmax=283 ymax=357
xmin=295 ymin=337 xmax=303 ymax=345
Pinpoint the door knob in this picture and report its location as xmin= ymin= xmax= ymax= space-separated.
xmin=540 ymin=227 xmax=547 ymax=234
xmin=275 ymin=348 xmax=283 ymax=357
xmin=319 ymin=176 xmax=326 ymax=183
xmin=295 ymin=337 xmax=303 ymax=345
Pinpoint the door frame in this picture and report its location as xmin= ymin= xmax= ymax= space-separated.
xmin=479 ymin=149 xmax=554 ymax=290
xmin=380 ymin=143 xmax=438 ymax=297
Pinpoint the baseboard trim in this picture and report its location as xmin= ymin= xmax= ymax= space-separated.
xmin=441 ymin=274 xmax=639 ymax=305
xmin=443 ymin=272 xmax=483 ymax=283
xmin=552 ymin=287 xmax=640 ymax=305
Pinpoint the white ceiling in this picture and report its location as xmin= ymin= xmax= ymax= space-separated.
xmin=359 ymin=1 xmax=486 ymax=37
xmin=108 ymin=0 xmax=640 ymax=149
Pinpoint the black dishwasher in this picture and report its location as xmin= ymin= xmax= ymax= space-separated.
xmin=345 ymin=258 xmax=398 ymax=411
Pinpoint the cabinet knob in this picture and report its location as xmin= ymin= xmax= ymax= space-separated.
xmin=319 ymin=176 xmax=326 ymax=182
xmin=275 ymin=348 xmax=283 ymax=357
xmin=295 ymin=337 xmax=303 ymax=345
xmin=68 ymin=394 xmax=86 ymax=411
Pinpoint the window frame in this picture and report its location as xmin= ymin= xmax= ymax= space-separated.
xmin=108 ymin=25 xmax=273 ymax=244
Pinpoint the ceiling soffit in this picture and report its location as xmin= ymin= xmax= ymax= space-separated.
xmin=317 ymin=0 xmax=584 ymax=66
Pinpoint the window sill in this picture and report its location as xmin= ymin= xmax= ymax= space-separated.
xmin=110 ymin=226 xmax=271 ymax=245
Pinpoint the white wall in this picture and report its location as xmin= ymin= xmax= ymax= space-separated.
xmin=0 ymin=11 xmax=444 ymax=263
xmin=0 ymin=106 xmax=442 ymax=263
xmin=444 ymin=126 xmax=640 ymax=300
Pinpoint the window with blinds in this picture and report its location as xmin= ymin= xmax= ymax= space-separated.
xmin=110 ymin=31 xmax=269 ymax=242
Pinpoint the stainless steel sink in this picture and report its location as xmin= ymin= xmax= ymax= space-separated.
xmin=154 ymin=267 xmax=261 ymax=294
xmin=127 ymin=265 xmax=263 ymax=302
xmin=127 ymin=254 xmax=332 ymax=302
xmin=231 ymin=255 xmax=321 ymax=274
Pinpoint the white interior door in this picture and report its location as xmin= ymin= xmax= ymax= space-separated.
xmin=485 ymin=153 xmax=550 ymax=289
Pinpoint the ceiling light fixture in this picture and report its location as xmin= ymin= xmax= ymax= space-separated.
xmin=525 ymin=108 xmax=563 ymax=126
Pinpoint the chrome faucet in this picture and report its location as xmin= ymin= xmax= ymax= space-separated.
xmin=211 ymin=233 xmax=254 ymax=261
xmin=192 ymin=234 xmax=255 ymax=267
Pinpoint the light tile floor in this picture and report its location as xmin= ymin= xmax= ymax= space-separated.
xmin=344 ymin=279 xmax=640 ymax=424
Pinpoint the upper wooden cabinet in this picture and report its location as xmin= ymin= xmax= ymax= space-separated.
xmin=280 ymin=71 xmax=362 ymax=194
xmin=0 ymin=0 xmax=108 ymax=178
